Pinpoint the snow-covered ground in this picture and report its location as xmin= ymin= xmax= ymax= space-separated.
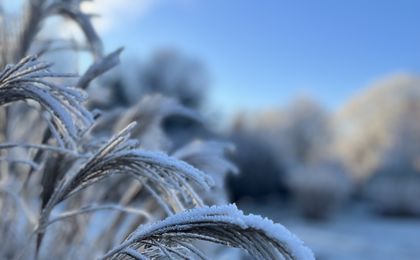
xmin=238 ymin=199 xmax=420 ymax=260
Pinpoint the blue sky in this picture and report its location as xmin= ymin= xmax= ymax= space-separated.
xmin=23 ymin=0 xmax=420 ymax=113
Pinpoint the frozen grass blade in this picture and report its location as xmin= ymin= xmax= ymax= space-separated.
xmin=102 ymin=204 xmax=314 ymax=260
xmin=45 ymin=122 xmax=214 ymax=209
xmin=77 ymin=48 xmax=124 ymax=90
xmin=35 ymin=122 xmax=215 ymax=253
xmin=0 ymin=55 xmax=93 ymax=148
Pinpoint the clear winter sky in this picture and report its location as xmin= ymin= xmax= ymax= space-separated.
xmin=10 ymin=0 xmax=420 ymax=114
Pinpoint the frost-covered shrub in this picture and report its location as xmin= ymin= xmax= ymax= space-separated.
xmin=277 ymin=97 xmax=332 ymax=167
xmin=273 ymin=99 xmax=352 ymax=219
xmin=0 ymin=1 xmax=313 ymax=259
xmin=227 ymin=131 xmax=288 ymax=201
xmin=366 ymin=169 xmax=420 ymax=216
xmin=287 ymin=162 xmax=351 ymax=220
xmin=227 ymin=98 xmax=335 ymax=204
xmin=227 ymin=114 xmax=288 ymax=201
xmin=364 ymin=122 xmax=420 ymax=216
xmin=364 ymin=102 xmax=420 ymax=217
xmin=333 ymin=74 xmax=420 ymax=180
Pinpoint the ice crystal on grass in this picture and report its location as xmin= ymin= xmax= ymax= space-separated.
xmin=42 ymin=122 xmax=213 ymax=213
xmin=0 ymin=55 xmax=93 ymax=148
xmin=103 ymin=204 xmax=314 ymax=260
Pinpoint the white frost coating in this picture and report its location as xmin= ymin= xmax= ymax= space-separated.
xmin=103 ymin=204 xmax=314 ymax=260
xmin=130 ymin=149 xmax=215 ymax=188
xmin=57 ymin=123 xmax=213 ymax=212
xmin=0 ymin=56 xmax=94 ymax=148
xmin=242 ymin=212 xmax=315 ymax=260
xmin=26 ymin=86 xmax=77 ymax=137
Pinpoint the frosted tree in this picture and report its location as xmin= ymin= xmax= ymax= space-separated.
xmin=334 ymin=74 xmax=420 ymax=180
